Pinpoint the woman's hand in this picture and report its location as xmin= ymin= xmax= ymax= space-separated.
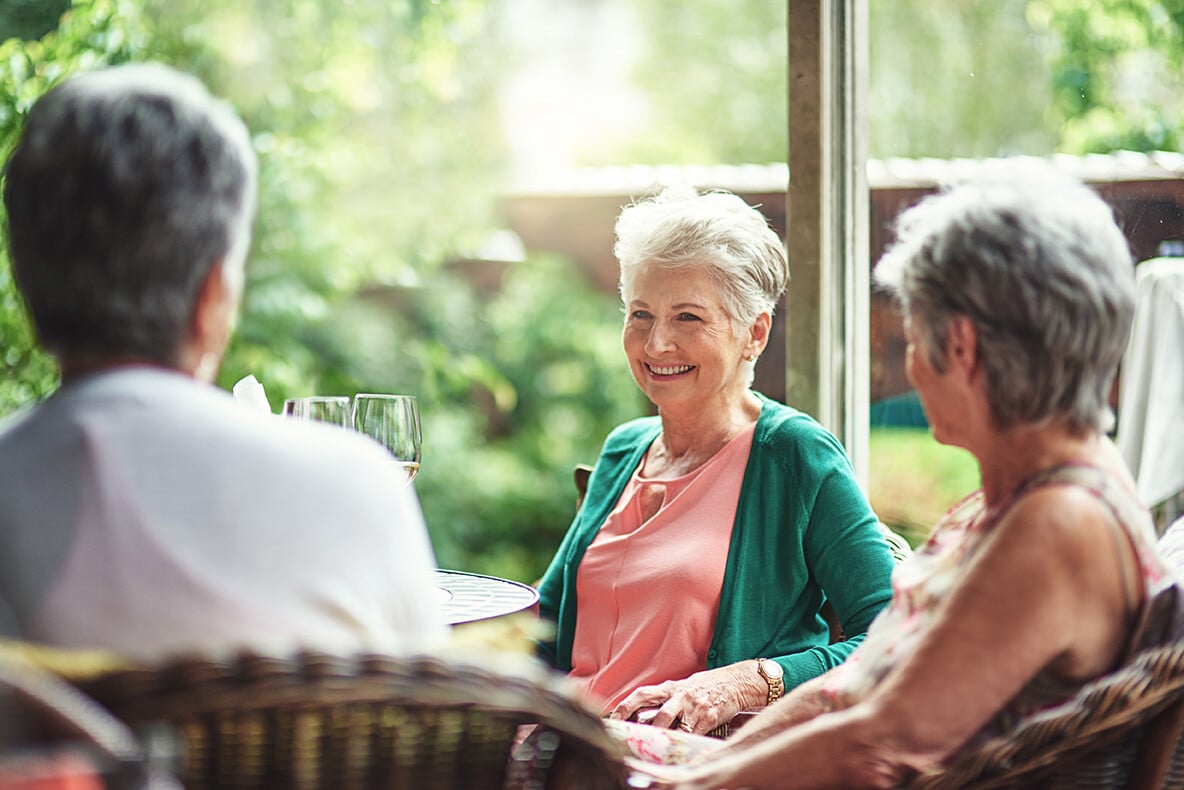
xmin=608 ymin=661 xmax=768 ymax=734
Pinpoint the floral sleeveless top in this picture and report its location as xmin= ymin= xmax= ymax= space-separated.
xmin=819 ymin=463 xmax=1169 ymax=737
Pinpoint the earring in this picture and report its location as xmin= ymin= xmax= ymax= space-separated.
xmin=745 ymin=354 xmax=757 ymax=363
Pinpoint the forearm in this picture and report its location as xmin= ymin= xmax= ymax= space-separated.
xmin=679 ymin=705 xmax=912 ymax=790
xmin=713 ymin=675 xmax=834 ymax=754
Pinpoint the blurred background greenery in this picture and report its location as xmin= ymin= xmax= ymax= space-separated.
xmin=0 ymin=0 xmax=1180 ymax=580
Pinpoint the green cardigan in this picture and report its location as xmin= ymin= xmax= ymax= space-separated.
xmin=537 ymin=393 xmax=896 ymax=691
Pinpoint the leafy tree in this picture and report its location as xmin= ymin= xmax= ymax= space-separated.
xmin=0 ymin=0 xmax=70 ymax=42
xmin=413 ymin=252 xmax=641 ymax=580
xmin=0 ymin=0 xmax=147 ymax=418
xmin=1028 ymin=0 xmax=1184 ymax=153
xmin=126 ymin=0 xmax=508 ymax=400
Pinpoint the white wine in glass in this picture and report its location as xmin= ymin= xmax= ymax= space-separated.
xmin=352 ymin=394 xmax=422 ymax=483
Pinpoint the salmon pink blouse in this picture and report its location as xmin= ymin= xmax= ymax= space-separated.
xmin=568 ymin=425 xmax=756 ymax=711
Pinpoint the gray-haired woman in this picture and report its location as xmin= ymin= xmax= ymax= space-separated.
xmin=0 ymin=63 xmax=444 ymax=661
xmin=536 ymin=186 xmax=897 ymax=736
xmin=641 ymin=166 xmax=1174 ymax=789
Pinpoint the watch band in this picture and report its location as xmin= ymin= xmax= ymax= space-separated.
xmin=756 ymin=658 xmax=784 ymax=706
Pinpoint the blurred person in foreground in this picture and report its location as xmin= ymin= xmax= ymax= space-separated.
xmin=536 ymin=186 xmax=897 ymax=736
xmin=637 ymin=166 xmax=1174 ymax=788
xmin=0 ymin=63 xmax=445 ymax=662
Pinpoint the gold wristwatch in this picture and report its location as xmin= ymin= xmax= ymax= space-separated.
xmin=756 ymin=658 xmax=785 ymax=706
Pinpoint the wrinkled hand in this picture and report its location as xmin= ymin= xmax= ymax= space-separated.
xmin=608 ymin=661 xmax=766 ymax=735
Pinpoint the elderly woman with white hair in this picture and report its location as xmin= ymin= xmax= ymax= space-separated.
xmin=637 ymin=167 xmax=1175 ymax=789
xmin=536 ymin=186 xmax=898 ymax=736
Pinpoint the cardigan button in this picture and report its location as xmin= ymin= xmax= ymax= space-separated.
xmin=707 ymin=649 xmax=717 ymax=659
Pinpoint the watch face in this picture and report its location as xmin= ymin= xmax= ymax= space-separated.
xmin=760 ymin=659 xmax=783 ymax=680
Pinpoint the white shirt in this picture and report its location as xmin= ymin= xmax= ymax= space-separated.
xmin=1117 ymin=257 xmax=1184 ymax=511
xmin=0 ymin=367 xmax=446 ymax=661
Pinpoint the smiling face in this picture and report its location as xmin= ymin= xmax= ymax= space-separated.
xmin=622 ymin=261 xmax=764 ymax=413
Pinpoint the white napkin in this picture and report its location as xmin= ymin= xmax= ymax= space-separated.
xmin=232 ymin=374 xmax=273 ymax=414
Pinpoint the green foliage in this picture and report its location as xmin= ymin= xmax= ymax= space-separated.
xmin=0 ymin=0 xmax=150 ymax=416
xmin=0 ymin=251 xmax=53 ymax=413
xmin=0 ymin=0 xmax=70 ymax=42
xmin=415 ymin=253 xmax=644 ymax=581
xmin=868 ymin=427 xmax=980 ymax=547
xmin=124 ymin=0 xmax=507 ymax=405
xmin=1027 ymin=0 xmax=1184 ymax=153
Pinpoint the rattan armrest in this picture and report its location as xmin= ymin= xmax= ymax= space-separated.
xmin=904 ymin=641 xmax=1184 ymax=789
xmin=72 ymin=650 xmax=629 ymax=790
xmin=1128 ymin=695 xmax=1184 ymax=789
xmin=0 ymin=651 xmax=143 ymax=765
xmin=0 ymin=648 xmax=186 ymax=789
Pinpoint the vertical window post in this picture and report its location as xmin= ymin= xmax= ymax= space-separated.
xmin=787 ymin=0 xmax=870 ymax=485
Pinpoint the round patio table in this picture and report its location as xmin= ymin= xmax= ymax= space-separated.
xmin=434 ymin=569 xmax=540 ymax=625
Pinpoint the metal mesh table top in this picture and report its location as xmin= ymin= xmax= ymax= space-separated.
xmin=434 ymin=569 xmax=540 ymax=625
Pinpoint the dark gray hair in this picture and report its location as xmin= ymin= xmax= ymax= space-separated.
xmin=4 ymin=62 xmax=257 ymax=366
xmin=875 ymin=164 xmax=1134 ymax=433
xmin=615 ymin=185 xmax=789 ymax=328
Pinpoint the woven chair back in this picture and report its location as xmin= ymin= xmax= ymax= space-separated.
xmin=75 ymin=651 xmax=629 ymax=790
xmin=0 ymin=651 xmax=180 ymax=788
xmin=903 ymin=517 xmax=1184 ymax=790
xmin=902 ymin=639 xmax=1184 ymax=789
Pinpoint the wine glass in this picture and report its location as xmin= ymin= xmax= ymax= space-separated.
xmin=352 ymin=394 xmax=422 ymax=483
xmin=282 ymin=396 xmax=351 ymax=427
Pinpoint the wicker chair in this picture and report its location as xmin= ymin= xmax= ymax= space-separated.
xmin=69 ymin=650 xmax=629 ymax=790
xmin=894 ymin=514 xmax=1184 ymax=789
xmin=0 ymin=649 xmax=178 ymax=789
xmin=899 ymin=639 xmax=1184 ymax=789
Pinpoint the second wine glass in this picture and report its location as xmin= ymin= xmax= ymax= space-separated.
xmin=283 ymin=396 xmax=351 ymax=427
xmin=352 ymin=394 xmax=422 ymax=483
